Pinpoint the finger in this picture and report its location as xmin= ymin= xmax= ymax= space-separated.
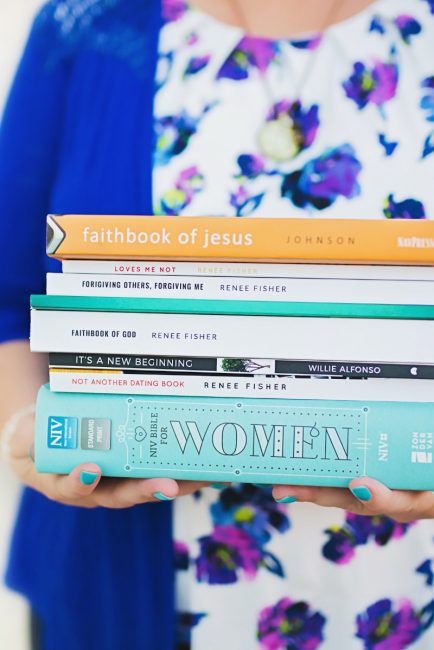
xmin=94 ymin=478 xmax=209 ymax=509
xmin=93 ymin=477 xmax=180 ymax=508
xmin=348 ymin=478 xmax=434 ymax=522
xmin=272 ymin=484 xmax=359 ymax=511
xmin=54 ymin=464 xmax=102 ymax=501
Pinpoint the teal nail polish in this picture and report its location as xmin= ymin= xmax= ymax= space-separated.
xmin=275 ymin=495 xmax=297 ymax=504
xmin=211 ymin=483 xmax=225 ymax=489
xmin=253 ymin=484 xmax=272 ymax=487
xmin=80 ymin=471 xmax=99 ymax=486
xmin=153 ymin=491 xmax=175 ymax=501
xmin=350 ymin=486 xmax=372 ymax=502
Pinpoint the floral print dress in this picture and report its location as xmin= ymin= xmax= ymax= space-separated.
xmin=153 ymin=0 xmax=434 ymax=648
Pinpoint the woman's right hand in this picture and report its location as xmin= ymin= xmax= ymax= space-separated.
xmin=6 ymin=411 xmax=207 ymax=508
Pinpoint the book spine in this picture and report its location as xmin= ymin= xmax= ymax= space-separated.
xmin=48 ymin=370 xmax=434 ymax=401
xmin=45 ymin=273 xmax=431 ymax=305
xmin=47 ymin=214 xmax=434 ymax=264
xmin=35 ymin=385 xmax=434 ymax=490
xmin=29 ymin=294 xmax=434 ymax=320
xmin=48 ymin=353 xmax=434 ymax=379
xmin=61 ymin=260 xmax=434 ymax=282
xmin=30 ymin=309 xmax=434 ymax=363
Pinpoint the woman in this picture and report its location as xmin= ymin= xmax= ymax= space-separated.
xmin=1 ymin=0 xmax=433 ymax=648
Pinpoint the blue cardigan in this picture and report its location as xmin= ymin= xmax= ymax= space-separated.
xmin=0 ymin=1 xmax=175 ymax=648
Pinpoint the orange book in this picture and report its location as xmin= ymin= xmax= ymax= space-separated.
xmin=46 ymin=214 xmax=434 ymax=264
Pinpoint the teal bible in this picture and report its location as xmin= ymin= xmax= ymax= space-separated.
xmin=35 ymin=384 xmax=434 ymax=490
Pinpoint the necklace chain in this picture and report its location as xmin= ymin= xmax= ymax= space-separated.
xmin=228 ymin=0 xmax=347 ymax=162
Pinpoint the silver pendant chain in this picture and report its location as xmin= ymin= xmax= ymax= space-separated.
xmin=228 ymin=0 xmax=347 ymax=161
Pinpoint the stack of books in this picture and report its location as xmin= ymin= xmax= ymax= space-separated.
xmin=30 ymin=214 xmax=434 ymax=489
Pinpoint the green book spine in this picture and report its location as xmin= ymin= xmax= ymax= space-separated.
xmin=30 ymin=294 xmax=434 ymax=320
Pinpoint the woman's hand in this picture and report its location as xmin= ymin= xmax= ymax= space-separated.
xmin=6 ymin=411 xmax=207 ymax=508
xmin=272 ymin=478 xmax=434 ymax=522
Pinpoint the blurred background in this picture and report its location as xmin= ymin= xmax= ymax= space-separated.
xmin=0 ymin=2 xmax=44 ymax=647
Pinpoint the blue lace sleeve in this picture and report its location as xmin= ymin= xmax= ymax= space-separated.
xmin=0 ymin=3 xmax=69 ymax=343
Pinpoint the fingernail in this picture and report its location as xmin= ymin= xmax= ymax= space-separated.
xmin=275 ymin=495 xmax=297 ymax=504
xmin=80 ymin=471 xmax=99 ymax=486
xmin=350 ymin=486 xmax=372 ymax=502
xmin=153 ymin=491 xmax=175 ymax=501
xmin=211 ymin=483 xmax=225 ymax=489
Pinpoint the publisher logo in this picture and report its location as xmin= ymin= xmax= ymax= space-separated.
xmin=47 ymin=416 xmax=78 ymax=449
xmin=411 ymin=431 xmax=433 ymax=464
xmin=411 ymin=451 xmax=433 ymax=464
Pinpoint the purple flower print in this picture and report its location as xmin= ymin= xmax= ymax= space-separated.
xmin=195 ymin=525 xmax=263 ymax=584
xmin=281 ymin=144 xmax=361 ymax=210
xmin=420 ymin=76 xmax=434 ymax=122
xmin=217 ymin=36 xmax=278 ymax=80
xmin=184 ymin=54 xmax=211 ymax=77
xmin=422 ymin=0 xmax=434 ymax=14
xmin=237 ymin=154 xmax=266 ymax=179
xmin=355 ymin=598 xmax=434 ymax=649
xmin=290 ymin=34 xmax=322 ymax=50
xmin=378 ymin=133 xmax=398 ymax=157
xmin=155 ymin=112 xmax=199 ymax=166
xmin=230 ymin=185 xmax=265 ymax=216
xmin=416 ymin=559 xmax=434 ymax=587
xmin=343 ymin=59 xmax=398 ymax=110
xmin=174 ymin=540 xmax=190 ymax=571
xmin=383 ymin=194 xmax=426 ymax=219
xmin=394 ymin=15 xmax=422 ymax=44
xmin=266 ymin=100 xmax=320 ymax=156
xmin=322 ymin=526 xmax=359 ymax=564
xmin=422 ymin=131 xmax=434 ymax=159
xmin=162 ymin=0 xmax=187 ymax=23
xmin=369 ymin=16 xmax=386 ymax=34
xmin=159 ymin=166 xmax=205 ymax=215
xmin=186 ymin=31 xmax=199 ymax=46
xmin=211 ymin=484 xmax=290 ymax=547
xmin=257 ymin=598 xmax=326 ymax=649
xmin=177 ymin=166 xmax=204 ymax=200
xmin=370 ymin=15 xmax=422 ymax=43
xmin=323 ymin=513 xmax=414 ymax=564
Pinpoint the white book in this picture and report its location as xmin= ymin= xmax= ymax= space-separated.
xmin=61 ymin=260 xmax=434 ymax=282
xmin=48 ymin=370 xmax=434 ymax=401
xmin=46 ymin=272 xmax=434 ymax=304
xmin=30 ymin=309 xmax=434 ymax=363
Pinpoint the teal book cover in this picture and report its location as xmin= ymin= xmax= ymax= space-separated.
xmin=35 ymin=385 xmax=434 ymax=490
xmin=30 ymin=294 xmax=434 ymax=319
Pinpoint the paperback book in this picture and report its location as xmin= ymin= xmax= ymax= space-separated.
xmin=48 ymin=370 xmax=434 ymax=400
xmin=46 ymin=272 xmax=434 ymax=304
xmin=46 ymin=214 xmax=434 ymax=264
xmin=48 ymin=353 xmax=434 ymax=379
xmin=35 ymin=385 xmax=434 ymax=490
xmin=61 ymin=259 xmax=434 ymax=280
xmin=30 ymin=308 xmax=434 ymax=362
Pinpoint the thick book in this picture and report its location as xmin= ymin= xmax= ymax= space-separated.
xmin=35 ymin=385 xmax=434 ymax=489
xmin=46 ymin=214 xmax=434 ymax=264
xmin=61 ymin=260 xmax=434 ymax=281
xmin=48 ymin=353 xmax=434 ymax=379
xmin=46 ymin=272 xmax=434 ymax=305
xmin=48 ymin=370 xmax=434 ymax=400
xmin=30 ymin=309 xmax=434 ymax=363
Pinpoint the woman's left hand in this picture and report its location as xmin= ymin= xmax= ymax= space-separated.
xmin=272 ymin=478 xmax=434 ymax=522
